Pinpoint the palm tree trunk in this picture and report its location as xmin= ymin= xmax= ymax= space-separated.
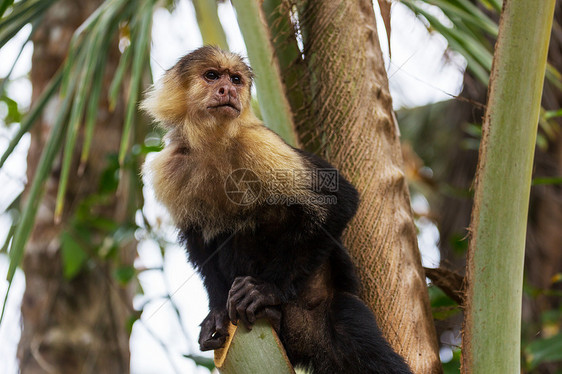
xmin=292 ymin=0 xmax=441 ymax=372
xmin=18 ymin=1 xmax=135 ymax=372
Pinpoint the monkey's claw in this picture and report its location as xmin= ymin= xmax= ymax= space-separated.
xmin=199 ymin=309 xmax=230 ymax=351
xmin=227 ymin=276 xmax=282 ymax=330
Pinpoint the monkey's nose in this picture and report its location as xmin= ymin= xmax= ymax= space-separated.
xmin=218 ymin=85 xmax=237 ymax=99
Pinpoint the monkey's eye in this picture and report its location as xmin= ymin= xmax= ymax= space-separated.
xmin=230 ymin=74 xmax=242 ymax=85
xmin=204 ymin=71 xmax=220 ymax=81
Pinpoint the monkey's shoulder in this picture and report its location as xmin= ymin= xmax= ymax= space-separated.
xmin=145 ymin=123 xmax=357 ymax=239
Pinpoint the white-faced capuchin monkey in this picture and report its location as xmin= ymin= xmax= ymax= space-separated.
xmin=142 ymin=46 xmax=412 ymax=374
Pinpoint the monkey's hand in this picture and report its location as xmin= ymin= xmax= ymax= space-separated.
xmin=199 ymin=309 xmax=230 ymax=351
xmin=227 ymin=276 xmax=282 ymax=331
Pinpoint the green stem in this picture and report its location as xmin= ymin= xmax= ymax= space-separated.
xmin=262 ymin=0 xmax=308 ymax=126
xmin=463 ymin=1 xmax=556 ymax=373
xmin=214 ymin=321 xmax=294 ymax=374
xmin=231 ymin=0 xmax=298 ymax=146
xmin=192 ymin=0 xmax=229 ymax=50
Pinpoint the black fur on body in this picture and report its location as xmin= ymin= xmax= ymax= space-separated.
xmin=142 ymin=46 xmax=412 ymax=374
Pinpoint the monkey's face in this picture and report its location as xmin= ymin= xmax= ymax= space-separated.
xmin=141 ymin=47 xmax=253 ymax=133
xmin=200 ymin=68 xmax=245 ymax=120
xmin=177 ymin=47 xmax=253 ymax=123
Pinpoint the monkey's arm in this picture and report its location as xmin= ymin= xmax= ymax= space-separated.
xmin=197 ymin=263 xmax=232 ymax=350
xmin=227 ymin=165 xmax=359 ymax=329
xmin=295 ymin=148 xmax=360 ymax=237
xmin=181 ymin=229 xmax=232 ymax=351
xmin=224 ymin=218 xmax=334 ymax=329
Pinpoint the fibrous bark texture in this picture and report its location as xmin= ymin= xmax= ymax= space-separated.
xmin=18 ymin=1 xmax=135 ymax=372
xmin=283 ymin=0 xmax=442 ymax=372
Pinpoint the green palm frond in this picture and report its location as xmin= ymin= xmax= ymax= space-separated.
xmin=401 ymin=0 xmax=496 ymax=85
xmin=0 ymin=0 xmax=234 ymax=327
xmin=401 ymin=0 xmax=561 ymax=139
xmin=0 ymin=0 xmax=57 ymax=49
xmin=0 ymin=0 xmax=158 ymax=295
xmin=401 ymin=0 xmax=561 ymax=91
xmin=0 ymin=70 xmax=62 ymax=169
xmin=6 ymin=72 xmax=76 ymax=283
xmin=0 ymin=0 xmax=294 ymax=293
xmin=0 ymin=20 xmax=37 ymax=97
xmin=0 ymin=0 xmax=15 ymax=19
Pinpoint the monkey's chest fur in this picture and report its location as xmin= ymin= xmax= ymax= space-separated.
xmin=146 ymin=125 xmax=322 ymax=241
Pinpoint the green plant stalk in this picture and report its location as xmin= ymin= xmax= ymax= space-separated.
xmin=192 ymin=0 xmax=229 ymax=50
xmin=425 ymin=0 xmax=498 ymax=37
xmin=231 ymin=0 xmax=298 ymax=146
xmin=462 ymin=1 xmax=556 ymax=373
xmin=58 ymin=0 xmax=117 ymax=97
xmin=546 ymin=63 xmax=562 ymax=91
xmin=0 ymin=0 xmax=14 ymax=18
xmin=0 ymin=21 xmax=36 ymax=96
xmin=402 ymin=0 xmax=491 ymax=85
xmin=80 ymin=43 xmax=109 ymax=169
xmin=55 ymin=51 xmax=90 ymax=221
xmin=0 ymin=70 xmax=62 ymax=169
xmin=214 ymin=321 xmax=294 ymax=374
xmin=0 ymin=0 xmax=42 ymax=29
xmin=82 ymin=0 xmax=132 ymax=134
xmin=484 ymin=0 xmax=502 ymax=13
xmin=108 ymin=44 xmax=132 ymax=110
xmin=118 ymin=0 xmax=153 ymax=166
xmin=0 ymin=0 xmax=54 ymax=49
xmin=6 ymin=83 xmax=76 ymax=283
xmin=262 ymin=0 xmax=309 ymax=128
xmin=55 ymin=0 xmax=123 ymax=219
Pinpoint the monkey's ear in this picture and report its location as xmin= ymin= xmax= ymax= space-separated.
xmin=140 ymin=72 xmax=187 ymax=127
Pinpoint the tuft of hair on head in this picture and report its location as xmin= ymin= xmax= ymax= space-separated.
xmin=174 ymin=46 xmax=254 ymax=86
xmin=140 ymin=70 xmax=187 ymax=128
xmin=140 ymin=46 xmax=254 ymax=128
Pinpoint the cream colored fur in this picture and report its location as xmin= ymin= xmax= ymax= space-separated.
xmin=142 ymin=48 xmax=324 ymax=240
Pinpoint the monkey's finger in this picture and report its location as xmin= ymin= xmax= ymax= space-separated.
xmin=227 ymin=282 xmax=249 ymax=305
xmin=229 ymin=276 xmax=256 ymax=295
xmin=227 ymin=294 xmax=241 ymax=323
xmin=237 ymin=296 xmax=257 ymax=330
xmin=244 ymin=288 xmax=270 ymax=321
xmin=229 ymin=277 xmax=244 ymax=293
xmin=228 ymin=281 xmax=257 ymax=307
xmin=199 ymin=322 xmax=215 ymax=342
xmin=229 ymin=276 xmax=246 ymax=291
xmin=198 ymin=330 xmax=214 ymax=347
xmin=227 ymin=287 xmax=243 ymax=306
xmin=234 ymin=306 xmax=251 ymax=330
xmin=215 ymin=314 xmax=230 ymax=335
xmin=199 ymin=335 xmax=227 ymax=351
xmin=227 ymin=288 xmax=251 ymax=322
xmin=258 ymin=307 xmax=282 ymax=333
xmin=245 ymin=299 xmax=261 ymax=325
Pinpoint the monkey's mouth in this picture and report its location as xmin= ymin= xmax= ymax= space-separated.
xmin=208 ymin=102 xmax=241 ymax=113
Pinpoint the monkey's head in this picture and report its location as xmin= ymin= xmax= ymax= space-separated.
xmin=141 ymin=46 xmax=253 ymax=130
